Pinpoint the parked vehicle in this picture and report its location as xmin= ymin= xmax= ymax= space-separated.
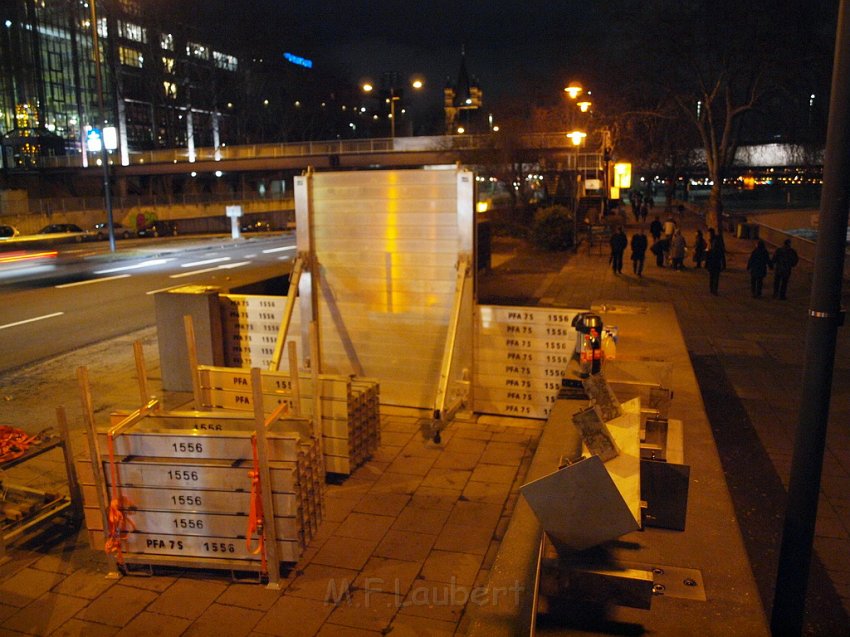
xmin=37 ymin=223 xmax=92 ymax=241
xmin=137 ymin=219 xmax=178 ymax=238
xmin=92 ymin=222 xmax=134 ymax=240
xmin=0 ymin=224 xmax=19 ymax=239
xmin=240 ymin=220 xmax=272 ymax=232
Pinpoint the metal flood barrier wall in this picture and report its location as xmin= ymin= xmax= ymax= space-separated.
xmin=294 ymin=169 xmax=475 ymax=410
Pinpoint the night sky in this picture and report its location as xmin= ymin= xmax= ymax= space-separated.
xmin=203 ymin=0 xmax=601 ymax=106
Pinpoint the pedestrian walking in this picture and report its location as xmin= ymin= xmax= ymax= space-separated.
xmin=670 ymin=229 xmax=687 ymax=270
xmin=609 ymin=226 xmax=628 ymax=274
xmin=692 ymin=230 xmax=707 ymax=268
xmin=705 ymin=228 xmax=725 ymax=295
xmin=639 ymin=201 xmax=649 ymax=223
xmin=630 ymin=229 xmax=648 ymax=277
xmin=772 ymin=238 xmax=799 ymax=300
xmin=649 ymin=215 xmax=663 ymax=242
xmin=650 ymin=236 xmax=669 ymax=267
xmin=663 ymin=214 xmax=677 ymax=240
xmin=746 ymin=239 xmax=772 ymax=298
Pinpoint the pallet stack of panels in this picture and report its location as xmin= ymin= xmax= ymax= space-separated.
xmin=220 ymin=295 xmax=291 ymax=369
xmin=197 ymin=366 xmax=380 ymax=476
xmin=76 ymin=411 xmax=323 ymax=575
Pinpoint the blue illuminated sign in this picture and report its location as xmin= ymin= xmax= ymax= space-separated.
xmin=283 ymin=52 xmax=313 ymax=69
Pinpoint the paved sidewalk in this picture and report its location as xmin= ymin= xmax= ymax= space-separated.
xmin=0 ymin=332 xmax=543 ymax=636
xmin=481 ymin=206 xmax=850 ymax=633
xmin=0 ymin=208 xmax=848 ymax=635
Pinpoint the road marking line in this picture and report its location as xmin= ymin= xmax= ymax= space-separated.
xmin=0 ymin=311 xmax=64 ymax=330
xmin=261 ymin=246 xmax=296 ymax=254
xmin=93 ymin=258 xmax=171 ymax=274
xmin=181 ymin=257 xmax=231 ymax=267
xmin=169 ymin=261 xmax=250 ymax=279
xmin=56 ymin=274 xmax=131 ymax=288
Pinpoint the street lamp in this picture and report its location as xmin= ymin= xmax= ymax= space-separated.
xmin=564 ymin=81 xmax=583 ymax=100
xmin=87 ymin=0 xmax=116 ymax=253
xmin=362 ymin=75 xmax=424 ymax=138
xmin=567 ymin=130 xmax=587 ymax=252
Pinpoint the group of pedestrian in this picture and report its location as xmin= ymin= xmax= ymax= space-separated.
xmin=628 ymin=191 xmax=653 ymax=223
xmin=607 ymin=218 xmax=799 ymax=300
xmin=746 ymin=238 xmax=799 ymax=299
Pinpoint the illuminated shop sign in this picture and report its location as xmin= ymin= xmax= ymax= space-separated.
xmin=283 ymin=52 xmax=313 ymax=68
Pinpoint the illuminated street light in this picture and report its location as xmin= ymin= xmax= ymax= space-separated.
xmin=567 ymin=130 xmax=587 ymax=145
xmin=564 ymin=81 xmax=583 ymax=99
xmin=567 ymin=130 xmax=587 ymax=253
xmin=577 ymin=100 xmax=592 ymax=113
xmin=362 ymin=76 xmax=424 ymax=138
xmin=87 ymin=0 xmax=116 ymax=253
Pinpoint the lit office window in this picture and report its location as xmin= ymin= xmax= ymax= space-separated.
xmin=162 ymin=57 xmax=174 ymax=74
xmin=117 ymin=20 xmax=146 ymax=43
xmin=160 ymin=33 xmax=174 ymax=51
xmin=119 ymin=46 xmax=143 ymax=68
xmin=163 ymin=81 xmax=177 ymax=99
xmin=213 ymin=51 xmax=237 ymax=71
xmin=186 ymin=42 xmax=209 ymax=60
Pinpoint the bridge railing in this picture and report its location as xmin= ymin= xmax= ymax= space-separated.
xmin=22 ymin=191 xmax=290 ymax=216
xmin=40 ymin=132 xmax=585 ymax=170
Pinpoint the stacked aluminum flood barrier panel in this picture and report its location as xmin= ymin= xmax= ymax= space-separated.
xmin=77 ymin=408 xmax=323 ymax=581
xmin=196 ymin=365 xmax=380 ymax=475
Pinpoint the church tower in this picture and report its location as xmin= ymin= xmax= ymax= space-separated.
xmin=444 ymin=48 xmax=483 ymax=134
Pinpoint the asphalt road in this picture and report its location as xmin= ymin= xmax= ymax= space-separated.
xmin=0 ymin=233 xmax=296 ymax=374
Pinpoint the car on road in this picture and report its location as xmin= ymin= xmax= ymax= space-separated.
xmin=37 ymin=223 xmax=92 ymax=241
xmin=0 ymin=224 xmax=20 ymax=239
xmin=92 ymin=222 xmax=134 ymax=240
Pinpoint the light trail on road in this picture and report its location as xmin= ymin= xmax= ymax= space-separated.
xmin=55 ymin=274 xmax=131 ymax=288
xmin=181 ymin=257 xmax=231 ymax=267
xmin=93 ymin=258 xmax=172 ymax=274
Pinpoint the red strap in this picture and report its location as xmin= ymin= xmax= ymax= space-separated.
xmin=246 ymin=434 xmax=268 ymax=574
xmin=104 ymin=433 xmax=134 ymax=563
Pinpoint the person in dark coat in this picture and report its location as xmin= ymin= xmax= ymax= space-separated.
xmin=650 ymin=236 xmax=669 ymax=267
xmin=649 ymin=215 xmax=663 ymax=242
xmin=746 ymin=239 xmax=772 ymax=298
xmin=670 ymin=229 xmax=687 ymax=270
xmin=609 ymin=226 xmax=628 ymax=274
xmin=692 ymin=230 xmax=707 ymax=268
xmin=772 ymin=238 xmax=799 ymax=300
xmin=630 ymin=229 xmax=648 ymax=277
xmin=705 ymin=228 xmax=725 ymax=295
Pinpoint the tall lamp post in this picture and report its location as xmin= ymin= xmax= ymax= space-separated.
xmin=362 ymin=76 xmax=424 ymax=138
xmin=88 ymin=0 xmax=116 ymax=252
xmin=567 ymin=130 xmax=587 ymax=252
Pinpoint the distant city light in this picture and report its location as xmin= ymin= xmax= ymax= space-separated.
xmin=215 ymin=170 xmax=223 ymax=177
